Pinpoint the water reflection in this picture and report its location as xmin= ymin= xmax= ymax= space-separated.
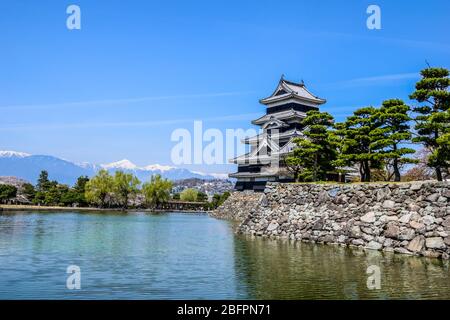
xmin=234 ymin=236 xmax=450 ymax=299
xmin=0 ymin=211 xmax=448 ymax=299
xmin=0 ymin=211 xmax=243 ymax=299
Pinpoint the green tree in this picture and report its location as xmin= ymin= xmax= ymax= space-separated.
xmin=46 ymin=184 xmax=69 ymax=206
xmin=60 ymin=188 xmax=83 ymax=207
xmin=209 ymin=192 xmax=231 ymax=209
xmin=283 ymin=154 xmax=303 ymax=180
xmin=335 ymin=107 xmax=380 ymax=182
xmin=436 ymin=131 xmax=450 ymax=175
xmin=33 ymin=177 xmax=58 ymax=205
xmin=197 ymin=191 xmax=208 ymax=202
xmin=22 ymin=183 xmax=36 ymax=202
xmin=72 ymin=176 xmax=89 ymax=206
xmin=37 ymin=170 xmax=51 ymax=192
xmin=410 ymin=67 xmax=450 ymax=181
xmin=33 ymin=179 xmax=87 ymax=207
xmin=33 ymin=191 xmax=46 ymax=205
xmin=112 ymin=171 xmax=141 ymax=209
xmin=285 ymin=111 xmax=336 ymax=182
xmin=172 ymin=193 xmax=180 ymax=200
xmin=180 ymin=188 xmax=198 ymax=202
xmin=85 ymin=169 xmax=114 ymax=208
xmin=0 ymin=185 xmax=17 ymax=203
xmin=328 ymin=122 xmax=349 ymax=181
xmin=370 ymin=99 xmax=417 ymax=181
xmin=211 ymin=194 xmax=221 ymax=207
xmin=220 ymin=191 xmax=231 ymax=202
xmin=142 ymin=174 xmax=173 ymax=209
xmin=59 ymin=191 xmax=76 ymax=206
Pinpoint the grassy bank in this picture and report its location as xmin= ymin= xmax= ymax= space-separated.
xmin=0 ymin=204 xmax=207 ymax=213
xmin=0 ymin=204 xmax=109 ymax=211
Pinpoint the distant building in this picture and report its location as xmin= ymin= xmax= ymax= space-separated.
xmin=0 ymin=176 xmax=32 ymax=204
xmin=229 ymin=76 xmax=326 ymax=191
xmin=171 ymin=178 xmax=234 ymax=197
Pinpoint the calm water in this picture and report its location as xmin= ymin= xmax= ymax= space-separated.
xmin=0 ymin=211 xmax=449 ymax=299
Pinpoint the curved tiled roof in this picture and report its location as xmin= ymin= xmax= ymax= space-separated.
xmin=252 ymin=108 xmax=307 ymax=125
xmin=260 ymin=77 xmax=326 ymax=105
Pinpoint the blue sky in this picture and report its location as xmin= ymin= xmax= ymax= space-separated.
xmin=1 ymin=0 xmax=449 ymax=174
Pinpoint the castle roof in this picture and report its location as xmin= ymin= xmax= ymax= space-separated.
xmin=259 ymin=77 xmax=326 ymax=106
xmin=252 ymin=108 xmax=306 ymax=125
xmin=243 ymin=128 xmax=305 ymax=145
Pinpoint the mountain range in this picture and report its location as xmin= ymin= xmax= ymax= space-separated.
xmin=0 ymin=151 xmax=229 ymax=185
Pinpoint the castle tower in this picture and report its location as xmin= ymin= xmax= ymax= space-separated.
xmin=229 ymin=77 xmax=326 ymax=191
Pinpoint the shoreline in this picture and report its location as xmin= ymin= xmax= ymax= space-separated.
xmin=214 ymin=181 xmax=450 ymax=260
xmin=0 ymin=204 xmax=207 ymax=214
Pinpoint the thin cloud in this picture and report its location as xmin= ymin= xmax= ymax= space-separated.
xmin=238 ymin=21 xmax=450 ymax=52
xmin=325 ymin=72 xmax=419 ymax=88
xmin=315 ymin=31 xmax=450 ymax=53
xmin=0 ymin=91 xmax=255 ymax=110
xmin=0 ymin=113 xmax=261 ymax=132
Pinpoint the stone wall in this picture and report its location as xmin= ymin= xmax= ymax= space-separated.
xmin=211 ymin=191 xmax=263 ymax=221
xmin=216 ymin=181 xmax=450 ymax=259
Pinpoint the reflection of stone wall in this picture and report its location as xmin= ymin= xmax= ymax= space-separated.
xmin=211 ymin=191 xmax=263 ymax=221
xmin=216 ymin=181 xmax=450 ymax=259
xmin=232 ymin=237 xmax=450 ymax=299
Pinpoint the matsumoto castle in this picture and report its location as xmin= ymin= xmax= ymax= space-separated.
xmin=229 ymin=76 xmax=327 ymax=191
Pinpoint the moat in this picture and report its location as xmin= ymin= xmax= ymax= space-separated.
xmin=0 ymin=211 xmax=449 ymax=299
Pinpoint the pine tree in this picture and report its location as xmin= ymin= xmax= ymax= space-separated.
xmin=370 ymin=99 xmax=417 ymax=181
xmin=73 ymin=176 xmax=90 ymax=206
xmin=37 ymin=170 xmax=51 ymax=192
xmin=410 ymin=67 xmax=450 ymax=181
xmin=336 ymin=107 xmax=379 ymax=182
xmin=436 ymin=130 xmax=450 ymax=177
xmin=285 ymin=110 xmax=336 ymax=182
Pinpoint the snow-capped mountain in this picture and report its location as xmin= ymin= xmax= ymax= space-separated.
xmin=0 ymin=151 xmax=229 ymax=185
xmin=102 ymin=159 xmax=138 ymax=170
xmin=101 ymin=159 xmax=176 ymax=172
xmin=0 ymin=151 xmax=31 ymax=158
xmin=99 ymin=159 xmax=218 ymax=182
xmin=143 ymin=164 xmax=175 ymax=171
